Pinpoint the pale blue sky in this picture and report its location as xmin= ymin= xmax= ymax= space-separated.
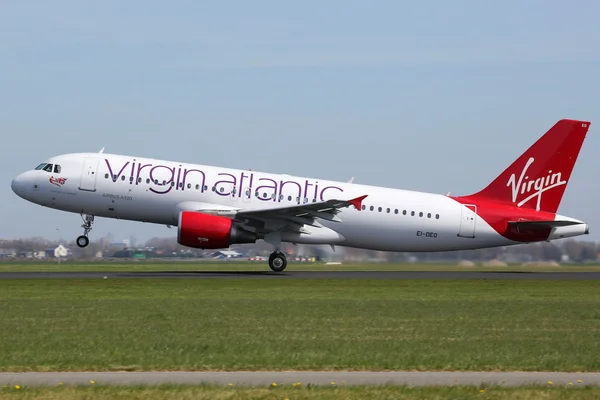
xmin=2 ymin=0 xmax=599 ymax=244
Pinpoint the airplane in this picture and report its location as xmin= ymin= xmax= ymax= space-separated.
xmin=11 ymin=119 xmax=591 ymax=272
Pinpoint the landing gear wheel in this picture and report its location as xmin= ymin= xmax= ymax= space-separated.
xmin=77 ymin=214 xmax=95 ymax=248
xmin=268 ymin=252 xmax=287 ymax=272
xmin=76 ymin=235 xmax=89 ymax=248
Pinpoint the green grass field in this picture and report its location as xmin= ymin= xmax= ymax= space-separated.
xmin=2 ymin=260 xmax=600 ymax=272
xmin=2 ymin=385 xmax=600 ymax=400
xmin=2 ymin=278 xmax=600 ymax=372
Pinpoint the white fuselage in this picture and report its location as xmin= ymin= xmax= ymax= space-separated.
xmin=11 ymin=153 xmax=587 ymax=252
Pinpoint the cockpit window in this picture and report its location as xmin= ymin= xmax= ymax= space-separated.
xmin=42 ymin=164 xmax=53 ymax=172
xmin=54 ymin=165 xmax=61 ymax=173
xmin=34 ymin=163 xmax=47 ymax=170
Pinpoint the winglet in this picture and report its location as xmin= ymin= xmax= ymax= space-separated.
xmin=349 ymin=195 xmax=368 ymax=210
xmin=98 ymin=147 xmax=105 ymax=154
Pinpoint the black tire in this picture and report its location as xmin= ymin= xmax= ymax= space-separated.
xmin=268 ymin=252 xmax=287 ymax=272
xmin=76 ymin=235 xmax=89 ymax=248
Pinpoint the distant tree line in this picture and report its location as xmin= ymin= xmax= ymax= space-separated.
xmin=0 ymin=236 xmax=598 ymax=263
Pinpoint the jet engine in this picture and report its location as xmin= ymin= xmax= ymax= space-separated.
xmin=177 ymin=211 xmax=257 ymax=249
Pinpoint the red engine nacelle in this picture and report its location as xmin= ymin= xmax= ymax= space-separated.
xmin=177 ymin=211 xmax=257 ymax=249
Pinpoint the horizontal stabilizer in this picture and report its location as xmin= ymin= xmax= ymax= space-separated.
xmin=508 ymin=220 xmax=584 ymax=230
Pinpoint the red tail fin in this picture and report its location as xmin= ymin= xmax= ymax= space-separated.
xmin=464 ymin=119 xmax=590 ymax=213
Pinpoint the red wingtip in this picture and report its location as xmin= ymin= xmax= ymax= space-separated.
xmin=349 ymin=195 xmax=368 ymax=210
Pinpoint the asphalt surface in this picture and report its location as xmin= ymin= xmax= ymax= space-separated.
xmin=2 ymin=271 xmax=600 ymax=280
xmin=0 ymin=371 xmax=598 ymax=387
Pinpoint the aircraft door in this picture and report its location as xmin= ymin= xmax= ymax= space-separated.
xmin=458 ymin=204 xmax=477 ymax=238
xmin=79 ymin=158 xmax=101 ymax=192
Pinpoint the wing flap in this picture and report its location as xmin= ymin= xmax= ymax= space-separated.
xmin=234 ymin=194 xmax=368 ymax=234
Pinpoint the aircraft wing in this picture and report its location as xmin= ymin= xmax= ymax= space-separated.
xmin=233 ymin=195 xmax=368 ymax=234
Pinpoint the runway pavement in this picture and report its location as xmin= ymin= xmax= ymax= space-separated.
xmin=0 ymin=371 xmax=599 ymax=387
xmin=2 ymin=270 xmax=600 ymax=280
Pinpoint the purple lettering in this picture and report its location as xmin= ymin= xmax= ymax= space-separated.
xmin=149 ymin=165 xmax=175 ymax=194
xmin=214 ymin=173 xmax=237 ymax=196
xmin=182 ymin=168 xmax=206 ymax=192
xmin=238 ymin=172 xmax=249 ymax=197
xmin=279 ymin=180 xmax=302 ymax=201
xmin=256 ymin=177 xmax=278 ymax=201
xmin=135 ymin=163 xmax=152 ymax=185
xmin=304 ymin=180 xmax=314 ymax=200
xmin=130 ymin=160 xmax=137 ymax=184
xmin=176 ymin=165 xmax=182 ymax=189
xmin=105 ymin=159 xmax=130 ymax=183
xmin=320 ymin=186 xmax=343 ymax=201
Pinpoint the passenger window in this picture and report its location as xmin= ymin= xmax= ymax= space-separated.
xmin=188 ymin=183 xmax=192 ymax=189
xmin=195 ymin=184 xmax=200 ymax=190
xmin=386 ymin=208 xmax=390 ymax=213
xmin=54 ymin=165 xmax=61 ymax=173
xmin=403 ymin=210 xmax=407 ymax=215
xmin=105 ymin=173 xmax=109 ymax=179
xmin=362 ymin=205 xmax=366 ymax=210
xmin=370 ymin=206 xmax=374 ymax=211
xmin=394 ymin=209 xmax=398 ymax=214
xmin=378 ymin=207 xmax=382 ymax=212
xmin=419 ymin=212 xmax=423 ymax=217
xmin=121 ymin=176 xmax=125 ymax=181
xmin=204 ymin=185 xmax=208 ymax=191
xmin=435 ymin=214 xmax=440 ymax=219
xmin=411 ymin=211 xmax=415 ymax=216
xmin=43 ymin=164 xmax=53 ymax=172
xmin=288 ymin=196 xmax=292 ymax=201
xmin=427 ymin=213 xmax=431 ymax=218
xmin=146 ymin=178 xmax=150 ymax=184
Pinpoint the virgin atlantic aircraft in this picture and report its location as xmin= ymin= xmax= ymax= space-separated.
xmin=11 ymin=119 xmax=591 ymax=271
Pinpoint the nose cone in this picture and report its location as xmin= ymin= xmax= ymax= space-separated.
xmin=11 ymin=173 xmax=25 ymax=196
xmin=11 ymin=172 xmax=34 ymax=200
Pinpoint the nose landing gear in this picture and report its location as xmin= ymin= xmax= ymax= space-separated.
xmin=76 ymin=214 xmax=94 ymax=248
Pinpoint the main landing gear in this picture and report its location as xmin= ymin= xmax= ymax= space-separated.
xmin=76 ymin=214 xmax=94 ymax=248
xmin=268 ymin=251 xmax=287 ymax=272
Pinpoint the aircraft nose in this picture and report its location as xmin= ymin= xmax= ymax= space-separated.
xmin=11 ymin=173 xmax=27 ymax=197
